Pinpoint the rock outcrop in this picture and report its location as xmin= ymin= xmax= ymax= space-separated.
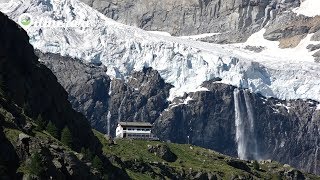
xmin=155 ymin=81 xmax=320 ymax=175
xmin=40 ymin=52 xmax=171 ymax=135
xmin=147 ymin=144 xmax=177 ymax=162
xmin=81 ymin=0 xmax=300 ymax=43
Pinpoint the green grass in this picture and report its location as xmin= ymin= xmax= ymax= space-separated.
xmin=16 ymin=161 xmax=29 ymax=174
xmin=93 ymin=130 xmax=257 ymax=179
xmin=0 ymin=107 xmax=15 ymax=124
xmin=126 ymin=169 xmax=154 ymax=180
xmin=93 ymin=130 xmax=320 ymax=180
xmin=3 ymin=128 xmax=23 ymax=144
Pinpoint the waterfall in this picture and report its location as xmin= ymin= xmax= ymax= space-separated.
xmin=118 ymin=96 xmax=126 ymax=122
xmin=234 ymin=89 xmax=248 ymax=160
xmin=141 ymin=106 xmax=146 ymax=121
xmin=134 ymin=112 xmax=138 ymax=121
xmin=234 ymin=88 xmax=259 ymax=160
xmin=244 ymin=91 xmax=259 ymax=160
xmin=315 ymin=138 xmax=319 ymax=173
xmin=108 ymin=80 xmax=112 ymax=96
xmin=107 ymin=111 xmax=111 ymax=136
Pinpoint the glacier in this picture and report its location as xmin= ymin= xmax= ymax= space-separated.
xmin=293 ymin=0 xmax=320 ymax=17
xmin=1 ymin=0 xmax=320 ymax=102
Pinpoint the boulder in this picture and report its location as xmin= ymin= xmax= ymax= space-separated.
xmin=18 ymin=133 xmax=30 ymax=142
xmin=226 ymin=159 xmax=251 ymax=173
xmin=284 ymin=169 xmax=305 ymax=180
xmin=16 ymin=133 xmax=31 ymax=160
xmin=147 ymin=144 xmax=177 ymax=162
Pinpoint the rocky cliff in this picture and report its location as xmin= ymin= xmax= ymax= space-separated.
xmin=81 ymin=0 xmax=300 ymax=42
xmin=40 ymin=51 xmax=320 ymax=175
xmin=156 ymin=81 xmax=320 ymax=175
xmin=39 ymin=52 xmax=172 ymax=135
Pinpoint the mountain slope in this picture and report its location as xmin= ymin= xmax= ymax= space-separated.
xmin=0 ymin=11 xmax=98 ymax=152
xmin=93 ymin=130 xmax=319 ymax=180
xmin=0 ymin=12 xmax=129 ymax=179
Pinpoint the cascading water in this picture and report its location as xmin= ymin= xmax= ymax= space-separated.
xmin=108 ymin=80 xmax=112 ymax=96
xmin=234 ymin=88 xmax=259 ymax=160
xmin=234 ymin=88 xmax=248 ymax=160
xmin=244 ymin=91 xmax=259 ymax=160
xmin=141 ymin=106 xmax=146 ymax=121
xmin=107 ymin=111 xmax=111 ymax=136
xmin=107 ymin=81 xmax=112 ymax=136
xmin=134 ymin=112 xmax=138 ymax=121
xmin=315 ymin=138 xmax=319 ymax=174
xmin=118 ymin=96 xmax=126 ymax=122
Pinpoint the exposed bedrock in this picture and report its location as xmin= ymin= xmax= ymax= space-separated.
xmin=41 ymin=52 xmax=320 ymax=175
xmin=80 ymin=0 xmax=301 ymax=43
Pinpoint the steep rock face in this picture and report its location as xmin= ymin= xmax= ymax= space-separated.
xmin=0 ymin=13 xmax=99 ymax=152
xmin=39 ymin=52 xmax=171 ymax=135
xmin=253 ymin=96 xmax=320 ymax=175
xmin=264 ymin=12 xmax=320 ymax=48
xmin=81 ymin=0 xmax=300 ymax=42
xmin=108 ymin=66 xmax=172 ymax=128
xmin=38 ymin=52 xmax=112 ymax=133
xmin=154 ymin=83 xmax=237 ymax=156
xmin=155 ymin=81 xmax=320 ymax=175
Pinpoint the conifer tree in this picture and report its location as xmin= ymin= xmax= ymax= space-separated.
xmin=86 ymin=148 xmax=94 ymax=161
xmin=92 ymin=155 xmax=103 ymax=172
xmin=61 ymin=126 xmax=72 ymax=148
xmin=46 ymin=121 xmax=59 ymax=139
xmin=35 ymin=114 xmax=46 ymax=131
xmin=253 ymin=160 xmax=260 ymax=170
xmin=29 ymin=152 xmax=44 ymax=176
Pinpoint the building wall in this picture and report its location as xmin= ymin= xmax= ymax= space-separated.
xmin=116 ymin=125 xmax=123 ymax=138
xmin=116 ymin=125 xmax=152 ymax=139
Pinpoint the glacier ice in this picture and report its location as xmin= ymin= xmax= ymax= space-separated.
xmin=2 ymin=0 xmax=320 ymax=102
xmin=293 ymin=0 xmax=320 ymax=17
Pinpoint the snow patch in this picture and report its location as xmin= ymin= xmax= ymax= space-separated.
xmin=240 ymin=28 xmax=319 ymax=63
xmin=147 ymin=31 xmax=171 ymax=37
xmin=293 ymin=0 xmax=320 ymax=17
xmin=179 ymin=33 xmax=220 ymax=40
xmin=275 ymin=102 xmax=291 ymax=113
xmin=183 ymin=96 xmax=193 ymax=104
